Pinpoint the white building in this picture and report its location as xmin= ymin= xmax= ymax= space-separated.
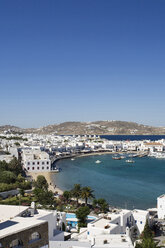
xmin=132 ymin=209 xmax=149 ymax=235
xmin=69 ymin=208 xmax=149 ymax=248
xmin=157 ymin=194 xmax=165 ymax=219
xmin=141 ymin=142 xmax=164 ymax=152
xmin=0 ymin=204 xmax=67 ymax=248
xmin=75 ymin=210 xmax=134 ymax=248
xmin=0 ymin=154 xmax=14 ymax=163
xmin=22 ymin=149 xmax=51 ymax=172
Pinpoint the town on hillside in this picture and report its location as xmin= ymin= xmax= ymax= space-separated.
xmin=0 ymin=130 xmax=165 ymax=247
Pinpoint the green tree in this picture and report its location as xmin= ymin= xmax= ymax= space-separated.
xmin=81 ymin=186 xmax=94 ymax=206
xmin=8 ymin=157 xmax=23 ymax=175
xmin=0 ymin=160 xmax=8 ymax=171
xmin=17 ymin=174 xmax=25 ymax=183
xmin=142 ymin=220 xmax=153 ymax=239
xmin=0 ymin=171 xmax=16 ymax=184
xmin=34 ymin=175 xmax=48 ymax=191
xmin=93 ymin=198 xmax=109 ymax=213
xmin=63 ymin=190 xmax=71 ymax=204
xmin=71 ymin=184 xmax=82 ymax=206
xmin=76 ymin=206 xmax=90 ymax=228
xmin=33 ymin=176 xmax=55 ymax=207
xmin=135 ymin=221 xmax=158 ymax=248
xmin=136 ymin=238 xmax=158 ymax=248
xmin=33 ymin=187 xmax=54 ymax=206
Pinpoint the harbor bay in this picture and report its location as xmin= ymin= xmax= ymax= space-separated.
xmin=52 ymin=154 xmax=165 ymax=210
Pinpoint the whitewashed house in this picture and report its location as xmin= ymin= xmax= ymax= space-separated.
xmin=141 ymin=142 xmax=164 ymax=152
xmin=22 ymin=149 xmax=51 ymax=172
xmin=132 ymin=209 xmax=149 ymax=235
xmin=157 ymin=195 xmax=165 ymax=219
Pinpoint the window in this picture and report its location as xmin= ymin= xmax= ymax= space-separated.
xmin=32 ymin=167 xmax=34 ymax=170
xmin=28 ymin=162 xmax=30 ymax=165
xmin=47 ymin=166 xmax=49 ymax=170
xmin=135 ymin=220 xmax=137 ymax=224
xmin=37 ymin=161 xmax=40 ymax=165
xmin=33 ymin=162 xmax=35 ymax=165
xmin=42 ymin=167 xmax=44 ymax=170
xmin=47 ymin=161 xmax=49 ymax=165
xmin=37 ymin=167 xmax=39 ymax=170
xmin=42 ymin=162 xmax=45 ymax=165
xmin=10 ymin=239 xmax=23 ymax=248
xmin=27 ymin=167 xmax=30 ymax=170
xmin=29 ymin=232 xmax=41 ymax=243
xmin=140 ymin=221 xmax=142 ymax=224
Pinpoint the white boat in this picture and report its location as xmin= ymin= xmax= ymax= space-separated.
xmin=71 ymin=158 xmax=75 ymax=161
xmin=53 ymin=167 xmax=61 ymax=172
xmin=112 ymin=156 xmax=122 ymax=160
xmin=95 ymin=160 xmax=101 ymax=164
xmin=126 ymin=159 xmax=135 ymax=163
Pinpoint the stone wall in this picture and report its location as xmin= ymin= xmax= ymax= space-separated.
xmin=0 ymin=222 xmax=49 ymax=248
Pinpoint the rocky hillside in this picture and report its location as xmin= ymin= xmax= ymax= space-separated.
xmin=35 ymin=121 xmax=165 ymax=135
xmin=1 ymin=121 xmax=165 ymax=135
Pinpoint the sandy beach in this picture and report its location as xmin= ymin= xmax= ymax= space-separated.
xmin=27 ymin=171 xmax=63 ymax=195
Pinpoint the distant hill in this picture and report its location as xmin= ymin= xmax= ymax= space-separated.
xmin=0 ymin=125 xmax=23 ymax=133
xmin=1 ymin=121 xmax=165 ymax=135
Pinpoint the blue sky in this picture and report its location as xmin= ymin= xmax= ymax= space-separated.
xmin=0 ymin=0 xmax=165 ymax=128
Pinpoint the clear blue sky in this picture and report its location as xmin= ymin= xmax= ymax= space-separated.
xmin=0 ymin=0 xmax=165 ymax=128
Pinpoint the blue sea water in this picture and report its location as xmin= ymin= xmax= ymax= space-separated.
xmin=101 ymin=135 xmax=165 ymax=141
xmin=52 ymin=154 xmax=165 ymax=210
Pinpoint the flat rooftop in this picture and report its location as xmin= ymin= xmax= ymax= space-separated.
xmin=0 ymin=205 xmax=29 ymax=222
xmin=0 ymin=216 xmax=47 ymax=239
xmin=94 ymin=234 xmax=133 ymax=248
xmin=0 ymin=207 xmax=52 ymax=239
xmin=89 ymin=217 xmax=118 ymax=231
xmin=132 ymin=209 xmax=148 ymax=216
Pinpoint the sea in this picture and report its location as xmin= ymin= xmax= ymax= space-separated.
xmin=51 ymin=135 xmax=165 ymax=210
xmin=101 ymin=135 xmax=165 ymax=141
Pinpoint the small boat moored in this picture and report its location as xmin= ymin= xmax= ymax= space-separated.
xmin=125 ymin=159 xmax=135 ymax=163
xmin=112 ymin=156 xmax=122 ymax=160
xmin=95 ymin=160 xmax=101 ymax=164
xmin=52 ymin=167 xmax=62 ymax=172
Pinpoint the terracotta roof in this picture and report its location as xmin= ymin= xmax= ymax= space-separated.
xmin=145 ymin=142 xmax=163 ymax=146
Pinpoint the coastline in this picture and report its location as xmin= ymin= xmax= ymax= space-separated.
xmin=27 ymin=151 xmax=140 ymax=197
xmin=72 ymin=150 xmax=139 ymax=158
xmin=75 ymin=151 xmax=125 ymax=158
xmin=27 ymin=171 xmax=63 ymax=195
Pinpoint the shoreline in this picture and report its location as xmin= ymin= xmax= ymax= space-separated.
xmin=27 ymin=150 xmax=142 ymax=197
xmin=51 ymin=151 xmax=140 ymax=193
xmin=55 ymin=150 xmax=139 ymax=161
xmin=75 ymin=150 xmax=134 ymax=158
xmin=27 ymin=171 xmax=63 ymax=195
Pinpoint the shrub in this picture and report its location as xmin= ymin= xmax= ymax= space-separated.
xmin=0 ymin=171 xmax=16 ymax=184
xmin=0 ymin=183 xmax=18 ymax=192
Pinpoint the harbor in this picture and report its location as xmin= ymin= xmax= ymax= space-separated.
xmin=52 ymin=153 xmax=165 ymax=210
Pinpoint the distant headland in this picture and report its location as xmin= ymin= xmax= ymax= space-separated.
xmin=0 ymin=120 xmax=165 ymax=135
